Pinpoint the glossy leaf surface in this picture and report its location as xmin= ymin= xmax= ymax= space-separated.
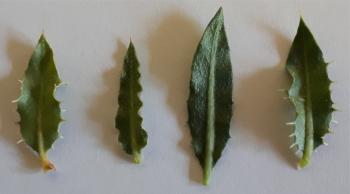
xmin=187 ymin=7 xmax=233 ymax=185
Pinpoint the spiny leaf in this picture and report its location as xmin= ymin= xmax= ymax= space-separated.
xmin=115 ymin=41 xmax=147 ymax=163
xmin=17 ymin=34 xmax=63 ymax=172
xmin=187 ymin=7 xmax=233 ymax=185
xmin=286 ymin=18 xmax=334 ymax=168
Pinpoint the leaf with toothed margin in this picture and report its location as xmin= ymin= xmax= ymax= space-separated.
xmin=17 ymin=34 xmax=63 ymax=172
xmin=187 ymin=7 xmax=233 ymax=185
xmin=286 ymin=18 xmax=334 ymax=169
xmin=115 ymin=41 xmax=147 ymax=163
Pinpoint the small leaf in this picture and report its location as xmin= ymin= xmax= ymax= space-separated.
xmin=187 ymin=7 xmax=233 ymax=185
xmin=115 ymin=41 xmax=147 ymax=163
xmin=286 ymin=18 xmax=334 ymax=168
xmin=17 ymin=34 xmax=63 ymax=172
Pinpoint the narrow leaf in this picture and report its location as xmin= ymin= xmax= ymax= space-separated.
xmin=187 ymin=7 xmax=233 ymax=185
xmin=115 ymin=41 xmax=147 ymax=163
xmin=286 ymin=18 xmax=334 ymax=168
xmin=17 ymin=35 xmax=63 ymax=172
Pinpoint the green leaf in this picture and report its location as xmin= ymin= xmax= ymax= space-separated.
xmin=115 ymin=41 xmax=147 ymax=163
xmin=187 ymin=7 xmax=233 ymax=185
xmin=286 ymin=18 xmax=334 ymax=168
xmin=17 ymin=34 xmax=63 ymax=172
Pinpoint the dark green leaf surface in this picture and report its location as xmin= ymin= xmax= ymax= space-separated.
xmin=115 ymin=41 xmax=147 ymax=163
xmin=17 ymin=35 xmax=62 ymax=171
xmin=286 ymin=18 xmax=334 ymax=168
xmin=187 ymin=7 xmax=233 ymax=185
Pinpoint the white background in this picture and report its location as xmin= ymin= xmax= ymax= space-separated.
xmin=0 ymin=1 xmax=349 ymax=194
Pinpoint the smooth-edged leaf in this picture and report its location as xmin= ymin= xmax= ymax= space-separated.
xmin=115 ymin=41 xmax=147 ymax=163
xmin=187 ymin=7 xmax=233 ymax=185
xmin=17 ymin=35 xmax=63 ymax=171
xmin=286 ymin=18 xmax=334 ymax=168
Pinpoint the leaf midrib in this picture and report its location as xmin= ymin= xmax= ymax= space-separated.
xmin=204 ymin=18 xmax=223 ymax=181
xmin=128 ymin=61 xmax=138 ymax=158
xmin=37 ymin=81 xmax=46 ymax=157
xmin=301 ymin=47 xmax=314 ymax=166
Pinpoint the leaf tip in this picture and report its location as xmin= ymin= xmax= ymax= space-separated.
xmin=128 ymin=39 xmax=134 ymax=49
xmin=215 ymin=6 xmax=224 ymax=19
xmin=126 ymin=40 xmax=136 ymax=59
xmin=299 ymin=15 xmax=306 ymax=25
xmin=39 ymin=33 xmax=47 ymax=43
xmin=218 ymin=6 xmax=223 ymax=13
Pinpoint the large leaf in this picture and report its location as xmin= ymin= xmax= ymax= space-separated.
xmin=187 ymin=7 xmax=233 ymax=185
xmin=286 ymin=18 xmax=334 ymax=168
xmin=17 ymin=35 xmax=63 ymax=172
xmin=115 ymin=41 xmax=147 ymax=163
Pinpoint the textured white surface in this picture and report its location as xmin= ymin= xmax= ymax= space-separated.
xmin=0 ymin=1 xmax=349 ymax=194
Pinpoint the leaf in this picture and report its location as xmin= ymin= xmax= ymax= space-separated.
xmin=17 ymin=34 xmax=63 ymax=172
xmin=187 ymin=7 xmax=233 ymax=185
xmin=115 ymin=41 xmax=147 ymax=163
xmin=286 ymin=18 xmax=334 ymax=168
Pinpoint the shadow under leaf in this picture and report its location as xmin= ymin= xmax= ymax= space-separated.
xmin=234 ymin=23 xmax=298 ymax=167
xmin=147 ymin=11 xmax=203 ymax=183
xmin=0 ymin=34 xmax=42 ymax=172
xmin=87 ymin=40 xmax=130 ymax=161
